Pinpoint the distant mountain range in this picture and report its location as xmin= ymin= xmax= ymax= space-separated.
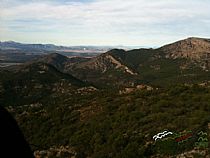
xmin=0 ymin=41 xmax=138 ymax=61
xmin=0 ymin=41 xmax=133 ymax=53
xmin=26 ymin=37 xmax=210 ymax=87
xmin=1 ymin=37 xmax=210 ymax=88
xmin=0 ymin=41 xmax=67 ymax=51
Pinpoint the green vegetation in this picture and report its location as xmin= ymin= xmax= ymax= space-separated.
xmin=1 ymin=46 xmax=210 ymax=157
xmin=109 ymin=49 xmax=210 ymax=87
xmin=0 ymin=62 xmax=86 ymax=106
xmin=5 ymin=84 xmax=210 ymax=157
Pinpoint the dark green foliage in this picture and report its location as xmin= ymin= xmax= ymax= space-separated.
xmin=0 ymin=62 xmax=86 ymax=106
xmin=104 ymin=49 xmax=210 ymax=87
xmin=4 ymin=84 xmax=210 ymax=157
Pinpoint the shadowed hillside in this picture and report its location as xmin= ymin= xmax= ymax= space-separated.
xmin=0 ymin=106 xmax=34 ymax=157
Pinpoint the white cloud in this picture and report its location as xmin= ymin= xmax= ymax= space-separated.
xmin=0 ymin=0 xmax=210 ymax=46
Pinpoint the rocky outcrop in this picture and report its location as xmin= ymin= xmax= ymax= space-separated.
xmin=175 ymin=149 xmax=209 ymax=158
xmin=74 ymin=53 xmax=137 ymax=75
xmin=34 ymin=146 xmax=76 ymax=158
xmin=119 ymin=84 xmax=153 ymax=94
xmin=160 ymin=37 xmax=210 ymax=60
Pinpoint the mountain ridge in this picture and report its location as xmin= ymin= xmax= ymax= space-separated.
xmin=2 ymin=37 xmax=210 ymax=87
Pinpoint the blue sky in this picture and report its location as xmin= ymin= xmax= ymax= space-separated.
xmin=0 ymin=0 xmax=210 ymax=46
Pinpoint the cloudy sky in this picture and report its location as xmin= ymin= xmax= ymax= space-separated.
xmin=0 ymin=0 xmax=210 ymax=46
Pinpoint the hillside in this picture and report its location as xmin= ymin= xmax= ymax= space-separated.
xmin=0 ymin=62 xmax=90 ymax=106
xmin=7 ymin=84 xmax=210 ymax=158
xmin=53 ymin=38 xmax=210 ymax=87
xmin=35 ymin=53 xmax=69 ymax=70
xmin=160 ymin=37 xmax=210 ymax=60
xmin=67 ymin=50 xmax=140 ymax=87
xmin=106 ymin=48 xmax=210 ymax=86
xmin=0 ymin=106 xmax=34 ymax=157
xmin=1 ymin=37 xmax=210 ymax=158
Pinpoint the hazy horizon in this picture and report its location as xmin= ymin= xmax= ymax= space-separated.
xmin=1 ymin=0 xmax=210 ymax=46
xmin=0 ymin=40 xmax=158 ymax=48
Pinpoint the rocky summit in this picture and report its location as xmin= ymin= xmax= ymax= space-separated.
xmin=160 ymin=37 xmax=210 ymax=60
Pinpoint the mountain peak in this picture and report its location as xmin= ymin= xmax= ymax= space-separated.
xmin=186 ymin=37 xmax=203 ymax=40
xmin=34 ymin=53 xmax=69 ymax=71
xmin=160 ymin=37 xmax=210 ymax=59
xmin=184 ymin=37 xmax=210 ymax=43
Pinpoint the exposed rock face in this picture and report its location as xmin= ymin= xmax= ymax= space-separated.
xmin=119 ymin=84 xmax=153 ymax=94
xmin=73 ymin=53 xmax=137 ymax=75
xmin=136 ymin=84 xmax=153 ymax=90
xmin=160 ymin=37 xmax=210 ymax=60
xmin=34 ymin=146 xmax=76 ymax=158
xmin=77 ymin=86 xmax=97 ymax=94
xmin=175 ymin=149 xmax=209 ymax=158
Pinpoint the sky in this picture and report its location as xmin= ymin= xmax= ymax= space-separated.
xmin=0 ymin=0 xmax=210 ymax=47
